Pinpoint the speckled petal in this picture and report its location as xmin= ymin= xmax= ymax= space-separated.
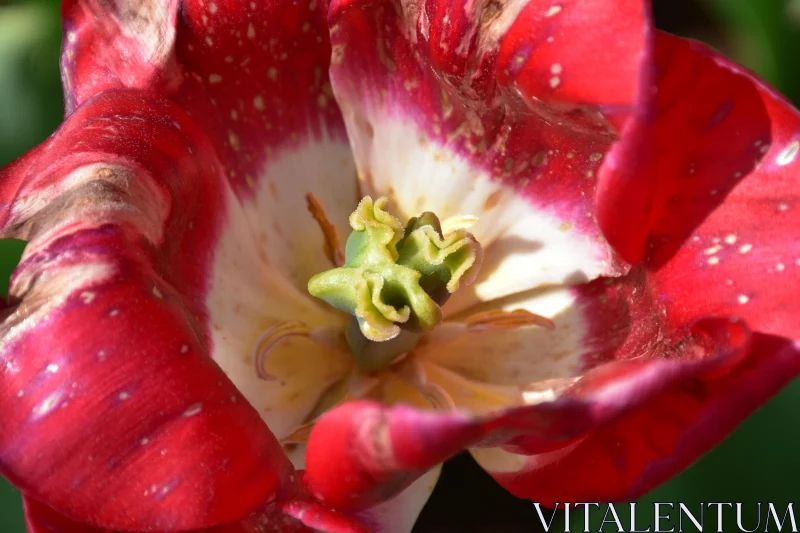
xmin=0 ymin=90 xmax=293 ymax=531
xmin=172 ymin=0 xmax=359 ymax=293
xmin=61 ymin=0 xmax=181 ymax=113
xmin=328 ymin=0 xmax=651 ymax=310
xmin=597 ymin=32 xmax=782 ymax=269
xmin=64 ymin=0 xmax=359 ymax=296
xmin=642 ymin=34 xmax=800 ymax=346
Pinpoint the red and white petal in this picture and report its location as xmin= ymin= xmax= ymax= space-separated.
xmin=61 ymin=0 xmax=181 ymax=113
xmin=65 ymin=0 xmax=361 ymax=294
xmin=0 ymin=90 xmax=293 ymax=531
xmin=171 ymin=0 xmax=359 ymax=292
xmin=328 ymin=0 xmax=651 ymax=310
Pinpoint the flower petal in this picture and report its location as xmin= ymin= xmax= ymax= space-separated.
xmin=0 ymin=90 xmax=292 ymax=530
xmin=418 ymin=286 xmax=587 ymax=387
xmin=355 ymin=466 xmax=441 ymax=533
xmin=24 ymin=496 xmax=107 ymax=533
xmin=328 ymin=0 xmax=651 ymax=309
xmin=172 ymin=0 xmax=359 ymax=292
xmin=65 ymin=0 xmax=360 ymax=293
xmin=61 ymin=0 xmax=180 ymax=113
xmin=640 ymin=34 xmax=800 ymax=343
xmin=596 ymin=32 xmax=776 ymax=267
xmin=304 ymin=315 xmax=795 ymax=506
xmin=482 ymin=335 xmax=800 ymax=503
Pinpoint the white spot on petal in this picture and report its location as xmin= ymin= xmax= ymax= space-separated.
xmin=545 ymin=5 xmax=562 ymax=17
xmin=776 ymin=140 xmax=799 ymax=166
xmin=209 ymin=74 xmax=223 ymax=84
xmin=550 ymin=63 xmax=562 ymax=75
xmin=549 ymin=76 xmax=560 ymax=88
xmin=80 ymin=291 xmax=95 ymax=304
xmin=32 ymin=391 xmax=62 ymax=419
xmin=739 ymin=244 xmax=753 ymax=254
xmin=183 ymin=403 xmax=203 ymax=416
xmin=724 ymin=234 xmax=737 ymax=245
xmin=738 ymin=294 xmax=749 ymax=304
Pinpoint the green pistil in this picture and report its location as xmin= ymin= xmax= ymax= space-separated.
xmin=307 ymin=196 xmax=482 ymax=371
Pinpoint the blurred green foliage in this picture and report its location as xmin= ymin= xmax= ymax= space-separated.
xmin=0 ymin=0 xmax=799 ymax=531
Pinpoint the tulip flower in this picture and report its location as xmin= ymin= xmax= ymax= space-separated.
xmin=0 ymin=0 xmax=798 ymax=532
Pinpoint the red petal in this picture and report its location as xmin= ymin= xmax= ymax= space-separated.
xmin=328 ymin=0 xmax=652 ymax=288
xmin=0 ymin=90 xmax=292 ymax=531
xmin=61 ymin=0 xmax=181 ymax=113
xmin=63 ymin=0 xmax=352 ymax=198
xmin=24 ymin=497 xmax=107 ymax=533
xmin=492 ymin=335 xmax=800 ymax=503
xmin=643 ymin=34 xmax=800 ymax=343
xmin=172 ymin=0 xmax=350 ymax=196
xmin=596 ymin=32 xmax=777 ymax=266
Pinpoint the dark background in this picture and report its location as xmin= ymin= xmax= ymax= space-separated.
xmin=0 ymin=0 xmax=798 ymax=531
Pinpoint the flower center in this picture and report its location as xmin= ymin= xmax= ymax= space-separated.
xmin=307 ymin=195 xmax=483 ymax=371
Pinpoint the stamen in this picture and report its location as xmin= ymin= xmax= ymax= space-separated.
xmin=281 ymin=421 xmax=316 ymax=445
xmin=465 ymin=309 xmax=556 ymax=331
xmin=396 ymin=358 xmax=456 ymax=411
xmin=305 ymin=192 xmax=345 ymax=267
xmin=418 ymin=382 xmax=457 ymax=411
xmin=440 ymin=214 xmax=478 ymax=236
xmin=279 ymin=373 xmax=381 ymax=445
xmin=253 ymin=321 xmax=310 ymax=380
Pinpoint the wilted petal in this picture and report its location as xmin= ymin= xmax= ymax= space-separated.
xmin=61 ymin=0 xmax=181 ymax=112
xmin=0 ymin=90 xmax=293 ymax=531
xmin=328 ymin=0 xmax=651 ymax=310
